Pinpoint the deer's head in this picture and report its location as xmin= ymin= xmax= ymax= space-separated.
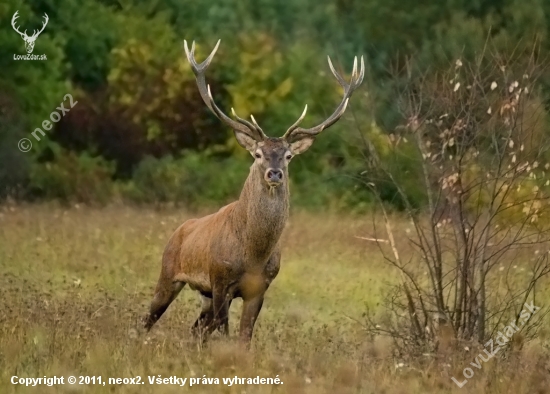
xmin=184 ymin=40 xmax=364 ymax=188
xmin=11 ymin=11 xmax=49 ymax=54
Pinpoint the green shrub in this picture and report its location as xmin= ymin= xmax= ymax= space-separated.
xmin=0 ymin=96 xmax=30 ymax=198
xmin=124 ymin=152 xmax=249 ymax=207
xmin=29 ymin=150 xmax=115 ymax=204
xmin=125 ymin=149 xmax=377 ymax=211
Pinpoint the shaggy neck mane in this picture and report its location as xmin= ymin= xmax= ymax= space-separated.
xmin=231 ymin=164 xmax=289 ymax=261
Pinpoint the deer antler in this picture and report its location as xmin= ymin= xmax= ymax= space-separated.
xmin=11 ymin=11 xmax=27 ymax=38
xmin=282 ymin=55 xmax=365 ymax=141
xmin=184 ymin=40 xmax=267 ymax=142
xmin=30 ymin=13 xmax=49 ymax=39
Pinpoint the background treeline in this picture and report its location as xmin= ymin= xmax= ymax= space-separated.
xmin=1 ymin=0 xmax=549 ymax=210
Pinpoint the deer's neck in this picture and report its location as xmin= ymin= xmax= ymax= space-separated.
xmin=233 ymin=165 xmax=289 ymax=262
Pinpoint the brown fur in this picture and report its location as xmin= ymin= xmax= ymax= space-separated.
xmin=144 ymin=41 xmax=364 ymax=344
xmin=144 ymin=139 xmax=294 ymax=342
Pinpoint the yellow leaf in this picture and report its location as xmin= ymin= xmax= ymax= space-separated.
xmin=272 ymin=77 xmax=293 ymax=98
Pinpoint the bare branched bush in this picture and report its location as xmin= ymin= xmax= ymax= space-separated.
xmin=361 ymin=46 xmax=550 ymax=357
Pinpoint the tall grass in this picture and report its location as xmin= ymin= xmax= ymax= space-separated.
xmin=0 ymin=203 xmax=548 ymax=393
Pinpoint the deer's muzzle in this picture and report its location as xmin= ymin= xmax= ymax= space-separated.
xmin=265 ymin=168 xmax=283 ymax=186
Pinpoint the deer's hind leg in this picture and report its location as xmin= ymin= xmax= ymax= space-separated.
xmin=144 ymin=275 xmax=185 ymax=331
xmin=191 ymin=294 xmax=214 ymax=338
xmin=203 ymin=283 xmax=233 ymax=337
xmin=191 ymin=293 xmax=233 ymax=340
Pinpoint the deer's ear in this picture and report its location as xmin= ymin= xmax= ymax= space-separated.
xmin=234 ymin=130 xmax=258 ymax=152
xmin=289 ymin=136 xmax=315 ymax=155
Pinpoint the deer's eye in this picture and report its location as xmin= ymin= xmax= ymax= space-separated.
xmin=286 ymin=155 xmax=293 ymax=160
xmin=255 ymin=153 xmax=261 ymax=159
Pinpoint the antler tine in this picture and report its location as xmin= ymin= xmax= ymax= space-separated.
xmin=250 ymin=115 xmax=266 ymax=135
xmin=184 ymin=39 xmax=220 ymax=73
xmin=359 ymin=56 xmax=365 ymax=85
xmin=228 ymin=109 xmax=267 ymax=138
xmin=327 ymin=56 xmax=346 ymax=88
xmin=184 ymin=40 xmax=266 ymax=141
xmin=230 ymin=109 xmax=256 ymax=131
xmin=283 ymin=55 xmax=365 ymax=141
xmin=206 ymin=85 xmax=233 ymax=122
xmin=282 ymin=105 xmax=308 ymax=138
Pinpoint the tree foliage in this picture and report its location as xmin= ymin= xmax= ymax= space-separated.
xmin=1 ymin=0 xmax=549 ymax=208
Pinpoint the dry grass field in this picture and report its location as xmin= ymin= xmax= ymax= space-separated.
xmin=1 ymin=203 xmax=549 ymax=393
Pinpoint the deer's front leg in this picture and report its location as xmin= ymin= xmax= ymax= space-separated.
xmin=239 ymin=295 xmax=264 ymax=344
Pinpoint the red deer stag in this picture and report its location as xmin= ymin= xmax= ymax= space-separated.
xmin=143 ymin=40 xmax=364 ymax=343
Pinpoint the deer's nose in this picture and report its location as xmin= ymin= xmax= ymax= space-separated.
xmin=266 ymin=169 xmax=283 ymax=183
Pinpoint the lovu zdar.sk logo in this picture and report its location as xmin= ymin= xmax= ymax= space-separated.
xmin=11 ymin=10 xmax=48 ymax=60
